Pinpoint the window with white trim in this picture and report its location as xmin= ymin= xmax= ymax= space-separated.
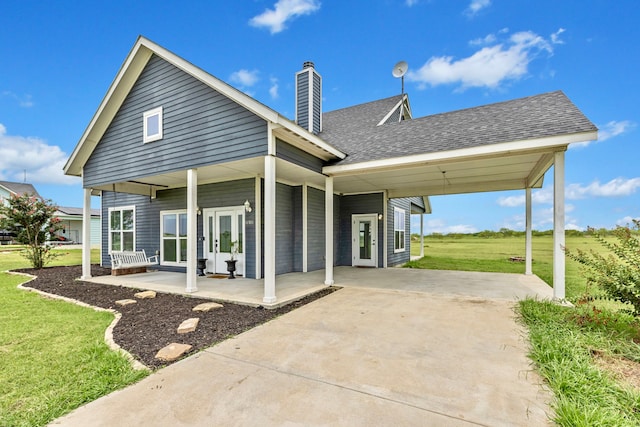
xmin=108 ymin=206 xmax=135 ymax=253
xmin=143 ymin=106 xmax=163 ymax=143
xmin=161 ymin=210 xmax=187 ymax=265
xmin=394 ymin=207 xmax=406 ymax=252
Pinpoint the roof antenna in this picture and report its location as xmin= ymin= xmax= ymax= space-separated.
xmin=392 ymin=61 xmax=408 ymax=121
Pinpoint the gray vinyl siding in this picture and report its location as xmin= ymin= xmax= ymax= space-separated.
xmin=409 ymin=196 xmax=426 ymax=213
xmin=101 ymin=178 xmax=258 ymax=277
xmin=292 ymin=186 xmax=303 ymax=272
xmin=276 ymin=183 xmax=294 ymax=275
xmin=312 ymin=73 xmax=321 ymax=134
xmin=383 ymin=105 xmax=401 ymax=124
xmin=84 ymin=54 xmax=268 ymax=188
xmin=276 ymin=139 xmax=324 ymax=174
xmin=296 ymin=72 xmax=309 ymax=130
xmin=307 ymin=187 xmax=325 ymax=271
xmin=337 ymin=193 xmax=384 ymax=266
xmin=387 ymin=198 xmax=411 ymax=267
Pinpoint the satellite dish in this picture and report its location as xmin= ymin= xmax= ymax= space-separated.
xmin=392 ymin=60 xmax=408 ymax=78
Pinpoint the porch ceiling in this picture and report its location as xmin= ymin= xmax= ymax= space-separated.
xmin=331 ymin=147 xmax=557 ymax=198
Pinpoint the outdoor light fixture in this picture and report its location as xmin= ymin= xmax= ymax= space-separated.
xmin=378 ymin=213 xmax=384 ymax=220
xmin=244 ymin=200 xmax=252 ymax=212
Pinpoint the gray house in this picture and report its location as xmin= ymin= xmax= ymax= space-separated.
xmin=64 ymin=37 xmax=597 ymax=304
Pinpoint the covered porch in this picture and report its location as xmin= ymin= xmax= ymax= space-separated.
xmin=83 ymin=266 xmax=554 ymax=308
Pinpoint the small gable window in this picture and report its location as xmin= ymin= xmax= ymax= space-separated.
xmin=143 ymin=107 xmax=163 ymax=143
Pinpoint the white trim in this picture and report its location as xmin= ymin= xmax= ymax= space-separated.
xmin=302 ymin=183 xmax=308 ymax=273
xmin=186 ymin=169 xmax=198 ymax=293
xmin=352 ymin=214 xmax=378 ymax=267
xmin=325 ymin=176 xmax=334 ymax=285
xmin=553 ymin=152 xmax=565 ymax=300
xmin=107 ymin=205 xmax=136 ymax=253
xmin=393 ymin=207 xmax=406 ymax=253
xmin=525 ymin=188 xmax=533 ymax=275
xmin=143 ymin=106 xmax=163 ymax=143
xmin=263 ymin=155 xmax=277 ymax=303
xmin=159 ymin=209 xmax=188 ymax=266
xmin=383 ymin=191 xmax=388 ymax=268
xmin=419 ymin=214 xmax=424 ymax=258
xmin=255 ymin=175 xmax=262 ymax=280
xmin=81 ymin=186 xmax=92 ymax=280
xmin=322 ymin=131 xmax=597 ymax=176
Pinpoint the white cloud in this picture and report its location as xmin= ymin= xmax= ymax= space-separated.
xmin=616 ymin=216 xmax=640 ymax=227
xmin=426 ymin=218 xmax=478 ymax=234
xmin=566 ymin=177 xmax=640 ymax=199
xmin=465 ymin=0 xmax=491 ymax=17
xmin=2 ymin=91 xmax=34 ymax=108
xmin=249 ymin=0 xmax=320 ymax=34
xmin=407 ymin=29 xmax=557 ymax=90
xmin=0 ymin=124 xmax=78 ymax=185
xmin=229 ymin=69 xmax=260 ymax=87
xmin=497 ymin=188 xmax=553 ymax=207
xmin=550 ymin=28 xmax=566 ymax=44
xmin=572 ymin=120 xmax=635 ymax=148
xmin=406 ymin=0 xmax=419 ymax=6
xmin=269 ymin=77 xmax=279 ymax=99
xmin=469 ymin=33 xmax=497 ymax=46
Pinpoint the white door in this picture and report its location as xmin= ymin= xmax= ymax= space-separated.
xmin=203 ymin=207 xmax=245 ymax=275
xmin=352 ymin=214 xmax=377 ymax=267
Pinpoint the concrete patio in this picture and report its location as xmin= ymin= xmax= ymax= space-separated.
xmin=84 ymin=266 xmax=554 ymax=308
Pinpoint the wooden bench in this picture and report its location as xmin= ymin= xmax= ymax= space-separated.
xmin=110 ymin=250 xmax=158 ymax=276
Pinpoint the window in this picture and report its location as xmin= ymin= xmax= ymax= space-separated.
xmin=143 ymin=106 xmax=163 ymax=143
xmin=161 ymin=210 xmax=187 ymax=265
xmin=394 ymin=207 xmax=405 ymax=252
xmin=109 ymin=206 xmax=135 ymax=253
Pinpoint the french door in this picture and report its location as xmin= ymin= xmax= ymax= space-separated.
xmin=352 ymin=214 xmax=377 ymax=267
xmin=203 ymin=207 xmax=245 ymax=275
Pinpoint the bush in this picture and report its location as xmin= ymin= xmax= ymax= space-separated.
xmin=566 ymin=221 xmax=640 ymax=314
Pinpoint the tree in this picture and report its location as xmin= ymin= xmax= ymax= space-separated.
xmin=0 ymin=193 xmax=64 ymax=268
xmin=565 ymin=221 xmax=640 ymax=314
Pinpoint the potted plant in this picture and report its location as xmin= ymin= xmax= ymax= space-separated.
xmin=225 ymin=241 xmax=239 ymax=279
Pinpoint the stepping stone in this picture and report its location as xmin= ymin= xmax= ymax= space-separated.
xmin=155 ymin=343 xmax=192 ymax=362
xmin=115 ymin=299 xmax=137 ymax=306
xmin=193 ymin=302 xmax=224 ymax=312
xmin=177 ymin=318 xmax=200 ymax=334
xmin=134 ymin=290 xmax=157 ymax=299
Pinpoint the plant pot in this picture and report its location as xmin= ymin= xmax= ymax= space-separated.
xmin=225 ymin=259 xmax=237 ymax=279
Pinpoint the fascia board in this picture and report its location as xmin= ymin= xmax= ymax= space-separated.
xmin=323 ymin=130 xmax=597 ymax=176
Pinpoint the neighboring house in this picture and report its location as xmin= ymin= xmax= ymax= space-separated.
xmin=64 ymin=37 xmax=597 ymax=303
xmin=0 ymin=181 xmax=100 ymax=245
xmin=53 ymin=207 xmax=101 ymax=245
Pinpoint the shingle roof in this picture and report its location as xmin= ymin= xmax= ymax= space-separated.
xmin=56 ymin=206 xmax=101 ymax=217
xmin=0 ymin=181 xmax=42 ymax=199
xmin=320 ymin=91 xmax=597 ymax=165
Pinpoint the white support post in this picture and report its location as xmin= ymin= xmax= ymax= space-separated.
xmin=263 ymin=155 xmax=277 ymax=303
xmin=302 ymin=183 xmax=308 ymax=273
xmin=525 ymin=187 xmax=533 ymax=275
xmin=553 ymin=151 xmax=566 ymax=300
xmin=186 ymin=169 xmax=198 ymax=293
xmin=81 ymin=187 xmax=92 ymax=280
xmin=325 ymin=176 xmax=334 ymax=285
xmin=255 ymin=175 xmax=262 ymax=280
xmin=419 ymin=214 xmax=425 ymax=258
xmin=383 ymin=191 xmax=388 ymax=268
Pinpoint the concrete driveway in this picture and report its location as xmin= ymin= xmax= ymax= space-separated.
xmin=51 ymin=273 xmax=553 ymax=426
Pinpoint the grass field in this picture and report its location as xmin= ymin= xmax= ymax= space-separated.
xmin=0 ymin=248 xmax=147 ymax=427
xmin=408 ymin=234 xmax=608 ymax=299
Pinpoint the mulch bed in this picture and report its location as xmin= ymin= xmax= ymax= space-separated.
xmin=14 ymin=265 xmax=337 ymax=370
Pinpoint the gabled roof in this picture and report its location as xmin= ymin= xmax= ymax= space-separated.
xmin=56 ymin=206 xmax=101 ymax=217
xmin=0 ymin=181 xmax=42 ymax=199
xmin=64 ymin=36 xmax=345 ymax=177
xmin=322 ymin=91 xmax=597 ymax=166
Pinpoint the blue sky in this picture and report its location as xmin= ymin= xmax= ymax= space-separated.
xmin=1 ymin=0 xmax=638 ymax=233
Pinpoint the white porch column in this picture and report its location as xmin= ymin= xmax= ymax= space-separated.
xmin=324 ymin=176 xmax=334 ymax=285
xmin=419 ymin=214 xmax=425 ymax=258
xmin=81 ymin=187 xmax=92 ymax=280
xmin=553 ymin=151 xmax=566 ymax=300
xmin=255 ymin=175 xmax=262 ymax=280
xmin=525 ymin=187 xmax=533 ymax=275
xmin=186 ymin=169 xmax=198 ymax=293
xmin=263 ymin=155 xmax=277 ymax=303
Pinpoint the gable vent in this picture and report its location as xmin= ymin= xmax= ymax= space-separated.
xmin=295 ymin=61 xmax=322 ymax=134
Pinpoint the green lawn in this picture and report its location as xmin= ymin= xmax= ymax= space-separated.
xmin=410 ymin=234 xmax=640 ymax=425
xmin=0 ymin=248 xmax=147 ymax=427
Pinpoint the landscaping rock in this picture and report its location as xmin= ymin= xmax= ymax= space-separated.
xmin=177 ymin=318 xmax=200 ymax=334
xmin=115 ymin=299 xmax=137 ymax=306
xmin=134 ymin=290 xmax=157 ymax=299
xmin=192 ymin=302 xmax=224 ymax=312
xmin=155 ymin=343 xmax=192 ymax=362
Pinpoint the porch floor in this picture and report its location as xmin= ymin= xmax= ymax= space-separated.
xmin=84 ymin=266 xmax=553 ymax=308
